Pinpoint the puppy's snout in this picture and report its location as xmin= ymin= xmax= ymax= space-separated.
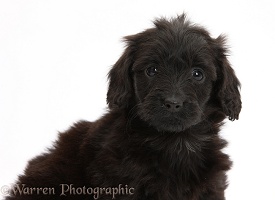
xmin=164 ymin=96 xmax=183 ymax=112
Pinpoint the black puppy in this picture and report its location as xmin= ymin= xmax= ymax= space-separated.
xmin=6 ymin=14 xmax=241 ymax=200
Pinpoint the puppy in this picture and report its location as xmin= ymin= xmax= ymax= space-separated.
xmin=6 ymin=14 xmax=241 ymax=200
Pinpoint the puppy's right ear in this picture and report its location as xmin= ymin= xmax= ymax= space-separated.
xmin=107 ymin=38 xmax=136 ymax=110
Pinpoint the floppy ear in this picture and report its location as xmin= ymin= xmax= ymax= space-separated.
xmin=214 ymin=36 xmax=242 ymax=121
xmin=107 ymin=39 xmax=136 ymax=110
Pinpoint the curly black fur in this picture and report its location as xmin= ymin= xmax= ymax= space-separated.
xmin=6 ymin=14 xmax=241 ymax=200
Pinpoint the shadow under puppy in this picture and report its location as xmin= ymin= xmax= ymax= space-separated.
xmin=7 ymin=14 xmax=241 ymax=200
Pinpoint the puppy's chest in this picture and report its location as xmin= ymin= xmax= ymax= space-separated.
xmin=156 ymin=145 xmax=207 ymax=182
xmin=130 ymin=152 xmax=209 ymax=200
xmin=90 ymin=135 xmax=213 ymax=199
xmin=145 ymin=139 xmax=211 ymax=195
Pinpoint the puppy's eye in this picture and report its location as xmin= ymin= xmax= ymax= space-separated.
xmin=192 ymin=69 xmax=204 ymax=81
xmin=146 ymin=66 xmax=157 ymax=77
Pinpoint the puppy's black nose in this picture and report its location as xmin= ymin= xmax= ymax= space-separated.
xmin=164 ymin=97 xmax=183 ymax=112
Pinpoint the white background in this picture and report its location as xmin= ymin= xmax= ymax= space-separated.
xmin=0 ymin=0 xmax=275 ymax=199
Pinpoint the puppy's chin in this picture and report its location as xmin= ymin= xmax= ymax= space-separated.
xmin=149 ymin=117 xmax=199 ymax=132
xmin=137 ymin=102 xmax=203 ymax=133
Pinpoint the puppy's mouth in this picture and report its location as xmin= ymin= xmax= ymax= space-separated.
xmin=137 ymin=101 xmax=202 ymax=133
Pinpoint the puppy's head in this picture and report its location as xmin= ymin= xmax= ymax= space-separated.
xmin=107 ymin=14 xmax=241 ymax=132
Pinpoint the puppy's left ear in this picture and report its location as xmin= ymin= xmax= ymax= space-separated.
xmin=213 ymin=36 xmax=242 ymax=121
xmin=107 ymin=38 xmax=136 ymax=110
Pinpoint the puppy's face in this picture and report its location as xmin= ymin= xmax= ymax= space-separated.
xmin=132 ymin=32 xmax=217 ymax=132
xmin=107 ymin=15 xmax=242 ymax=133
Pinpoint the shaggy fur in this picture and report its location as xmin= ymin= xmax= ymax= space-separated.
xmin=6 ymin=14 xmax=241 ymax=200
